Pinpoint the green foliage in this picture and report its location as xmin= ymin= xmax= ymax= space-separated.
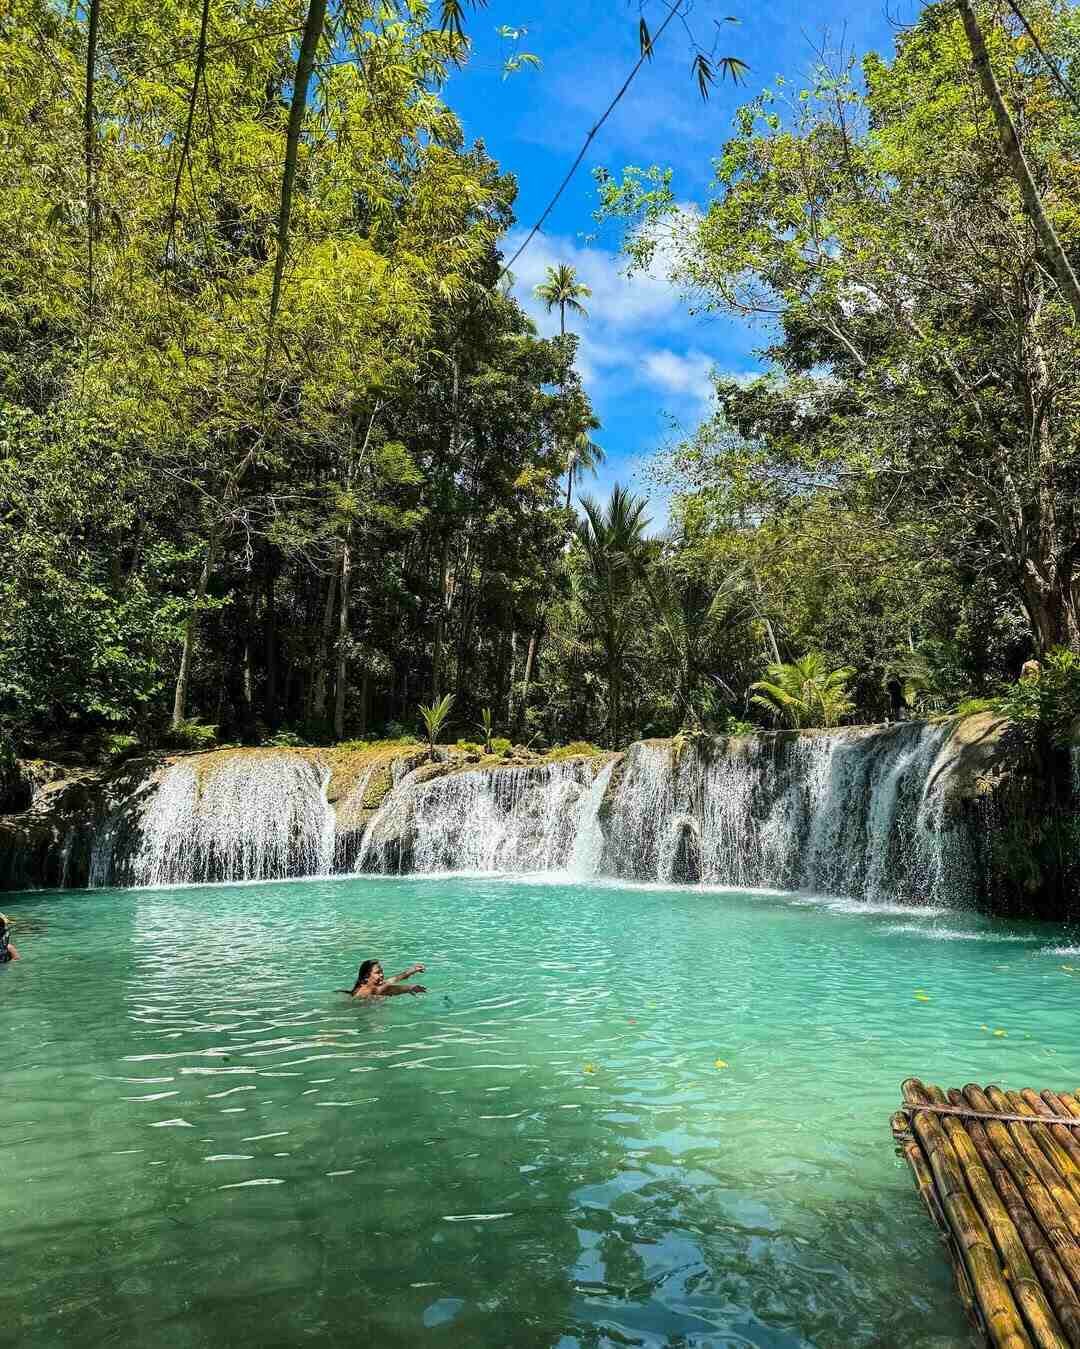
xmin=476 ymin=707 xmax=494 ymax=754
xmin=418 ymin=694 xmax=454 ymax=756
xmin=751 ymin=654 xmax=856 ymax=729
xmin=262 ymin=729 xmax=310 ymax=748
xmin=545 ymin=741 xmax=604 ymax=760
xmin=991 ymin=648 xmax=1080 ymax=749
xmin=953 ymin=697 xmax=997 ymax=719
xmin=162 ymin=718 xmax=218 ymax=751
xmin=490 ymin=737 xmax=513 ymax=755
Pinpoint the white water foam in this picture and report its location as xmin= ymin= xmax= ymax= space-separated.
xmin=116 ymin=755 xmax=335 ymax=887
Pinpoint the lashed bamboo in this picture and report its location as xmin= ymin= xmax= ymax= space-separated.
xmin=895 ymin=1081 xmax=1080 ymax=1348
xmin=962 ymin=1086 xmax=1080 ymax=1292
xmin=1015 ymin=1092 xmax=1080 ymax=1207
xmin=918 ymin=1084 xmax=1070 ymax=1349
xmin=948 ymin=1092 xmax=1080 ymax=1347
xmin=892 ymin=1109 xmax=982 ymax=1331
xmin=902 ymin=1079 xmax=1033 ymax=1348
xmin=984 ymin=1087 xmax=1080 ymax=1240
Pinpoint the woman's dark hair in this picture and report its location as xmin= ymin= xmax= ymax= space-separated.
xmin=355 ymin=958 xmax=380 ymax=986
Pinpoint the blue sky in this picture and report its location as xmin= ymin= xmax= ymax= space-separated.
xmin=442 ymin=0 xmax=918 ymax=522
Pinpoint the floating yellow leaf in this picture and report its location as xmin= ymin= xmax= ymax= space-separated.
xmin=914 ymin=993 xmax=931 ymax=1002
xmin=582 ymin=1063 xmax=597 ymax=1074
xmin=714 ymin=1059 xmax=729 ymax=1070
xmin=980 ymin=1024 xmax=989 ymax=1031
xmin=993 ymin=1029 xmax=1008 ymax=1037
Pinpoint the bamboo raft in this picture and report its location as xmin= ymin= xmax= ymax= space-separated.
xmin=892 ymin=1078 xmax=1080 ymax=1348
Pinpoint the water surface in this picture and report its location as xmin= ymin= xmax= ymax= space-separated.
xmin=4 ymin=876 xmax=1078 ymax=1347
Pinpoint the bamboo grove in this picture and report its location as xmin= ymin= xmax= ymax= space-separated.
xmin=1 ymin=0 xmax=1079 ymax=758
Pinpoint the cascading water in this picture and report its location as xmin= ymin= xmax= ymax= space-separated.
xmin=92 ymin=754 xmax=336 ymax=887
xmin=567 ymin=759 xmax=616 ymax=878
xmin=75 ymin=723 xmax=978 ymax=905
xmin=599 ymin=722 xmax=971 ymax=905
xmin=356 ymin=759 xmax=601 ymax=875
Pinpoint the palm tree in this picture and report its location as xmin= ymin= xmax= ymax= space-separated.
xmin=565 ymin=418 xmax=606 ymax=509
xmin=418 ymin=693 xmax=454 ymax=760
xmin=750 ymin=653 xmax=855 ymax=729
xmin=534 ymin=263 xmax=592 ymax=336
xmin=574 ymin=485 xmax=651 ymax=746
xmin=642 ymin=564 xmax=751 ymax=728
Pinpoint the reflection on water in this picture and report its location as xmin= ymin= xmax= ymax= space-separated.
xmin=6 ymin=876 xmax=1074 ymax=1346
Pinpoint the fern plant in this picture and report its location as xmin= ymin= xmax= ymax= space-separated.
xmin=418 ymin=694 xmax=454 ymax=760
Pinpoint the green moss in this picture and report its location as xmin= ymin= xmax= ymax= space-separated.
xmin=544 ymin=741 xmax=604 ymax=760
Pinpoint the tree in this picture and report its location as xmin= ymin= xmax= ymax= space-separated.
xmin=573 ymin=485 xmax=651 ymax=746
xmin=533 ymin=264 xmax=592 ymax=337
xmin=598 ymin=1 xmax=1080 ymax=655
xmin=418 ymin=694 xmax=454 ymax=760
xmin=750 ymin=654 xmax=855 ymax=729
xmin=564 ymin=418 xmax=606 ymax=510
xmin=641 ymin=560 xmax=750 ymax=728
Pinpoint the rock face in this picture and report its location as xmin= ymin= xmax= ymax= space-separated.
xmin=0 ymin=718 xmax=1076 ymax=918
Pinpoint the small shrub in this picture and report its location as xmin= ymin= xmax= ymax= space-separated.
xmin=490 ymin=737 xmax=513 ymax=755
xmin=163 ymin=717 xmax=218 ymax=751
xmin=103 ymin=732 xmax=140 ymax=761
xmin=992 ymin=647 xmax=1080 ymax=748
xmin=263 ymin=728 xmax=309 ymax=748
xmin=383 ymin=721 xmax=406 ymax=740
xmin=953 ymin=697 xmax=997 ymax=718
xmin=719 ymin=716 xmax=755 ymax=737
xmin=454 ymin=739 xmax=484 ymax=755
xmin=545 ymin=740 xmax=604 ymax=760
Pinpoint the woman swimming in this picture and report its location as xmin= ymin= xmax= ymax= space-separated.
xmin=344 ymin=958 xmax=426 ymax=998
xmin=0 ymin=914 xmax=20 ymax=963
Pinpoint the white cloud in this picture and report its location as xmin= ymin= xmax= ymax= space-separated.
xmin=641 ymin=349 xmax=715 ymax=407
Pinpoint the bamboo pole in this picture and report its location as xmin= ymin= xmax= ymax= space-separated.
xmin=963 ymin=1086 xmax=1080 ymax=1294
xmin=893 ymin=1110 xmax=982 ymax=1331
xmin=1016 ymin=1092 xmax=1080 ymax=1207
xmin=1045 ymin=1094 xmax=1080 ymax=1124
xmin=918 ymin=1085 xmax=1069 ymax=1349
xmin=949 ymin=1094 xmax=1080 ymax=1347
xmin=985 ymin=1088 xmax=1080 ymax=1240
xmin=902 ymin=1080 xmax=1033 ymax=1348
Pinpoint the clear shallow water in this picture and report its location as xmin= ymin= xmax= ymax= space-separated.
xmin=3 ymin=877 xmax=1079 ymax=1349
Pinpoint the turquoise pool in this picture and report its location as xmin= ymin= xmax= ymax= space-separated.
xmin=3 ymin=876 xmax=1078 ymax=1346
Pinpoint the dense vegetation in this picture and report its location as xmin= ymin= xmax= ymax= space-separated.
xmin=1 ymin=0 xmax=1078 ymax=759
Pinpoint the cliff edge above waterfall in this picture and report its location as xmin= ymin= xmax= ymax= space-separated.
xmin=0 ymin=718 xmax=1075 ymax=918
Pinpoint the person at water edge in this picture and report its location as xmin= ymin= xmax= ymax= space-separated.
xmin=0 ymin=914 xmax=20 ymax=962
xmin=885 ymin=674 xmax=907 ymax=723
xmin=344 ymin=958 xmax=426 ymax=998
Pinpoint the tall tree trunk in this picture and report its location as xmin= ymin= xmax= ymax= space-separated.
xmin=171 ymin=532 xmax=215 ymax=730
xmin=507 ymin=629 xmax=518 ymax=726
xmin=432 ymin=534 xmax=450 ymax=700
xmin=565 ymin=463 xmax=574 ymax=511
xmin=265 ymin=0 xmax=328 ymax=353
xmin=957 ymin=0 xmax=1080 ymax=323
xmin=357 ymin=672 xmax=369 ymax=737
xmin=519 ymin=629 xmax=539 ymax=737
xmin=241 ymin=569 xmax=258 ymax=741
xmin=333 ymin=530 xmax=353 ymax=741
xmin=308 ymin=563 xmax=338 ymax=723
xmin=264 ymin=556 xmax=278 ymax=728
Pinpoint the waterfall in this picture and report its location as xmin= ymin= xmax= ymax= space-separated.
xmin=72 ymin=723 xmax=980 ymax=905
xmin=568 ymin=759 xmax=616 ymax=878
xmin=600 ymin=723 xmax=970 ymax=905
xmin=94 ymin=753 xmax=336 ymax=887
xmin=356 ymin=759 xmax=601 ymax=876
